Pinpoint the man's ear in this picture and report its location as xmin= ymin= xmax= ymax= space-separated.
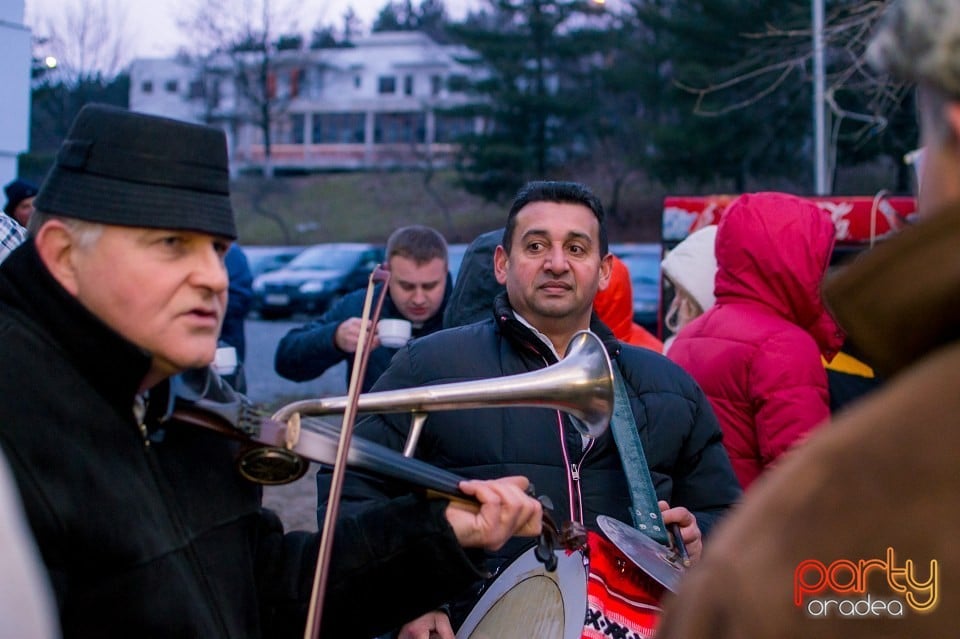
xmin=597 ymin=252 xmax=613 ymax=292
xmin=33 ymin=221 xmax=82 ymax=296
xmin=947 ymin=102 xmax=960 ymax=148
xmin=493 ymin=244 xmax=509 ymax=285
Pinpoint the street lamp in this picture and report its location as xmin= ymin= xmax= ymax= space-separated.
xmin=813 ymin=0 xmax=828 ymax=195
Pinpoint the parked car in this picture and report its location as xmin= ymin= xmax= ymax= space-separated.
xmin=252 ymin=243 xmax=385 ymax=319
xmin=241 ymin=245 xmax=304 ymax=278
xmin=610 ymin=243 xmax=662 ymax=334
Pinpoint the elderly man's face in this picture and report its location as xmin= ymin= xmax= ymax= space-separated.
xmin=70 ymin=226 xmax=230 ymax=384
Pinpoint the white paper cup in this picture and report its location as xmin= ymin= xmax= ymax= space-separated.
xmin=213 ymin=346 xmax=238 ymax=375
xmin=378 ymin=319 xmax=412 ymax=348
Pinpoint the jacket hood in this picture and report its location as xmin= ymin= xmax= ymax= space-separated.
xmin=661 ymin=225 xmax=718 ymax=312
xmin=593 ymin=254 xmax=634 ymax=341
xmin=714 ymin=192 xmax=843 ymax=357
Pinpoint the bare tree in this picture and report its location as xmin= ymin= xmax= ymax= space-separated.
xmin=178 ymin=0 xmax=304 ymax=178
xmin=31 ymin=0 xmax=134 ymax=84
xmin=672 ymin=2 xmax=908 ymax=164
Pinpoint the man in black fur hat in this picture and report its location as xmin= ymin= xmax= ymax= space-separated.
xmin=0 ymin=104 xmax=542 ymax=638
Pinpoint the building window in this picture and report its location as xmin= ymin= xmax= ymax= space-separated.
xmin=312 ymin=112 xmax=365 ymax=144
xmin=434 ymin=114 xmax=474 ymax=144
xmin=374 ymin=112 xmax=426 ymax=144
xmin=430 ymin=75 xmax=441 ymax=96
xmin=164 ymin=80 xmax=178 ymax=93
xmin=403 ymin=75 xmax=414 ymax=96
xmin=274 ymin=113 xmax=306 ymax=144
xmin=141 ymin=81 xmax=153 ymax=94
xmin=291 ymin=113 xmax=305 ymax=144
xmin=378 ymin=76 xmax=396 ymax=95
xmin=188 ymin=80 xmax=205 ymax=99
xmin=354 ymin=75 xmax=361 ymax=89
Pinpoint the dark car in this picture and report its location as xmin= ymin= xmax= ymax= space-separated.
xmin=241 ymin=245 xmax=304 ymax=278
xmin=252 ymin=243 xmax=385 ymax=319
xmin=610 ymin=243 xmax=662 ymax=334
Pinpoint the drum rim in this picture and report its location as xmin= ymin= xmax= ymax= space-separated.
xmin=455 ymin=547 xmax=588 ymax=639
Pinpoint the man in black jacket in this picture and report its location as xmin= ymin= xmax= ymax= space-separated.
xmin=327 ymin=180 xmax=741 ymax=638
xmin=276 ymin=224 xmax=451 ymax=392
xmin=0 ymin=104 xmax=544 ymax=638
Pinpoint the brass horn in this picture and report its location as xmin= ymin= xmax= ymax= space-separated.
xmin=273 ymin=330 xmax=614 ymax=439
xmin=236 ymin=331 xmax=613 ymax=485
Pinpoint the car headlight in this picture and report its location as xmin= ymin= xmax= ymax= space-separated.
xmin=252 ymin=278 xmax=266 ymax=293
xmin=299 ymin=280 xmax=331 ymax=294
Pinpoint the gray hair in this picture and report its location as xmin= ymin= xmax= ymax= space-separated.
xmin=29 ymin=210 xmax=104 ymax=248
xmin=868 ymin=0 xmax=960 ymax=97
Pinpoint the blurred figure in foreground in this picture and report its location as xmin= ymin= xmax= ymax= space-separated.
xmin=668 ymin=192 xmax=842 ymax=491
xmin=658 ymin=2 xmax=960 ymax=636
xmin=0 ymin=449 xmax=59 ymax=638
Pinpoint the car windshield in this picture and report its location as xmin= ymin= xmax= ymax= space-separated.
xmin=619 ymin=253 xmax=660 ymax=285
xmin=287 ymin=246 xmax=365 ymax=271
xmin=243 ymin=246 xmax=302 ymax=277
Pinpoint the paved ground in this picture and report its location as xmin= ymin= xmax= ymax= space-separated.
xmin=243 ymin=317 xmax=348 ymax=533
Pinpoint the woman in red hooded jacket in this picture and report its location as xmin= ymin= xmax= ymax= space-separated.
xmin=667 ymin=192 xmax=844 ymax=490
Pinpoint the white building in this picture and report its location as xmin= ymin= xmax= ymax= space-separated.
xmin=0 ymin=0 xmax=32 ymax=186
xmin=129 ymin=31 xmax=481 ymax=174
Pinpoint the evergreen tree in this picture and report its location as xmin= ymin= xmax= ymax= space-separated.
xmin=447 ymin=0 xmax=612 ymax=202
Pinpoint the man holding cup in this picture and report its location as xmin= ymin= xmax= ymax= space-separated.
xmin=276 ymin=225 xmax=450 ymax=392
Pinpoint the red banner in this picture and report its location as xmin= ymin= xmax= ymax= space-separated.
xmin=662 ymin=194 xmax=917 ymax=245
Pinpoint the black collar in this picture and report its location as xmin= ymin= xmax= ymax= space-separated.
xmin=0 ymin=240 xmax=152 ymax=413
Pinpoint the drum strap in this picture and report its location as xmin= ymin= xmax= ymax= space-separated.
xmin=609 ymin=365 xmax=669 ymax=546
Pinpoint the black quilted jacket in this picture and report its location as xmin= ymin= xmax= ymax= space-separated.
xmin=325 ymin=293 xmax=741 ymax=571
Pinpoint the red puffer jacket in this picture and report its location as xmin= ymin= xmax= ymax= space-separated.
xmin=668 ymin=192 xmax=844 ymax=490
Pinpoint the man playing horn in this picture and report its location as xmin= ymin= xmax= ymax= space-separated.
xmin=328 ymin=180 xmax=741 ymax=638
xmin=0 ymin=104 xmax=545 ymax=638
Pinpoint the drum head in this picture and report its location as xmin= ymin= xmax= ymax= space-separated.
xmin=597 ymin=515 xmax=685 ymax=592
xmin=456 ymin=547 xmax=587 ymax=639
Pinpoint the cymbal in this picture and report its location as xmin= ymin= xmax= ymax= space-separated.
xmin=597 ymin=515 xmax=686 ymax=592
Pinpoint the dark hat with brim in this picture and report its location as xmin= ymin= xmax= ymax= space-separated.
xmin=34 ymin=104 xmax=236 ymax=239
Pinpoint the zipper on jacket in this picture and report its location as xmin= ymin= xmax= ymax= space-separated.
xmin=135 ymin=394 xmax=234 ymax=638
xmin=134 ymin=395 xmax=150 ymax=447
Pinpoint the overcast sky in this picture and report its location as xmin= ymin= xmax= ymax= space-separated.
xmin=24 ymin=0 xmax=482 ymax=59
